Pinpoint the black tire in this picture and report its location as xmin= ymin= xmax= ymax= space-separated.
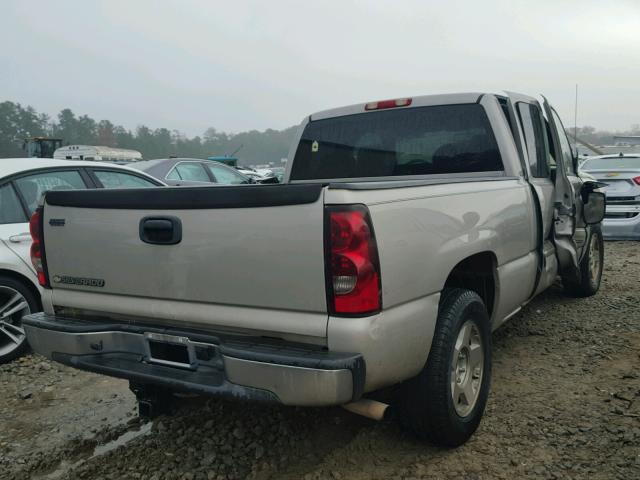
xmin=399 ymin=288 xmax=492 ymax=447
xmin=0 ymin=275 xmax=40 ymax=364
xmin=564 ymin=225 xmax=604 ymax=298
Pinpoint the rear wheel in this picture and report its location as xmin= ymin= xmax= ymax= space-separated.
xmin=399 ymin=288 xmax=492 ymax=447
xmin=0 ymin=276 xmax=39 ymax=364
xmin=564 ymin=225 xmax=604 ymax=297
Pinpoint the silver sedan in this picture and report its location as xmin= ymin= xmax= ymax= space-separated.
xmin=581 ymin=154 xmax=640 ymax=239
xmin=130 ymin=158 xmax=254 ymax=186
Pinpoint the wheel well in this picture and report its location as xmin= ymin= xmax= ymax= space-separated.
xmin=443 ymin=252 xmax=497 ymax=316
xmin=0 ymin=269 xmax=42 ymax=310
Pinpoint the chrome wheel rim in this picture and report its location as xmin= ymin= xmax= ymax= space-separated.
xmin=0 ymin=286 xmax=30 ymax=358
xmin=589 ymin=234 xmax=601 ymax=283
xmin=451 ymin=320 xmax=484 ymax=417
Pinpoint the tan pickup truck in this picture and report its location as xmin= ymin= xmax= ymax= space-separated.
xmin=24 ymin=92 xmax=605 ymax=446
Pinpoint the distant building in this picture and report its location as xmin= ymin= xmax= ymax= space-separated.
xmin=613 ymin=135 xmax=640 ymax=146
xmin=598 ymin=145 xmax=640 ymax=155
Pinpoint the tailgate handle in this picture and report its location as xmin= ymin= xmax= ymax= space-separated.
xmin=139 ymin=216 xmax=182 ymax=245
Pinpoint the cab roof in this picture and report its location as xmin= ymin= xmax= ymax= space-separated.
xmin=310 ymin=92 xmax=485 ymax=122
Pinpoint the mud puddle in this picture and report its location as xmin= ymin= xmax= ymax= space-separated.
xmin=32 ymin=421 xmax=153 ymax=480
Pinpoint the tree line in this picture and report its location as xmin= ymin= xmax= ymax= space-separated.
xmin=2 ymin=100 xmax=639 ymax=164
xmin=0 ymin=101 xmax=297 ymax=165
xmin=570 ymin=125 xmax=640 ymax=148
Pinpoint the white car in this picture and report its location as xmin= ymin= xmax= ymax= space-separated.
xmin=0 ymin=158 xmax=164 ymax=362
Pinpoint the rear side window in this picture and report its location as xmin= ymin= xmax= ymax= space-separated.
xmin=172 ymin=163 xmax=210 ymax=182
xmin=517 ymin=103 xmax=550 ymax=178
xmin=166 ymin=168 xmax=181 ymax=181
xmin=550 ymin=109 xmax=576 ymax=176
xmin=290 ymin=104 xmax=503 ymax=181
xmin=14 ymin=170 xmax=87 ymax=215
xmin=0 ymin=183 xmax=27 ymax=224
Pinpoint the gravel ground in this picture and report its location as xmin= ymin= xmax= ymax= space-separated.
xmin=1 ymin=241 xmax=639 ymax=480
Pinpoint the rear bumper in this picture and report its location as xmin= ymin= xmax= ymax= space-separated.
xmin=603 ymin=204 xmax=640 ymax=240
xmin=23 ymin=313 xmax=365 ymax=407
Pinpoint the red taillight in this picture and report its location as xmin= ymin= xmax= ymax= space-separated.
xmin=325 ymin=206 xmax=381 ymax=315
xmin=633 ymin=176 xmax=640 ymax=186
xmin=364 ymin=98 xmax=412 ymax=111
xmin=30 ymin=208 xmax=49 ymax=287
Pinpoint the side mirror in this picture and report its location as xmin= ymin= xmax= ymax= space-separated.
xmin=583 ymin=191 xmax=606 ymax=225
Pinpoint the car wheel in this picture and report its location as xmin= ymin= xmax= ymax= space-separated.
xmin=0 ymin=276 xmax=39 ymax=364
xmin=564 ymin=225 xmax=604 ymax=298
xmin=398 ymin=288 xmax=492 ymax=447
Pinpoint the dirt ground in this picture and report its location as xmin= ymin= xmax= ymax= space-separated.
xmin=1 ymin=241 xmax=639 ymax=480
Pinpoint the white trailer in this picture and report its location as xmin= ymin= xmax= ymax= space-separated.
xmin=53 ymin=145 xmax=143 ymax=163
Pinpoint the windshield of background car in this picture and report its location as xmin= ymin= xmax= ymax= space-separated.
xmin=290 ymin=104 xmax=503 ymax=180
xmin=582 ymin=157 xmax=640 ymax=170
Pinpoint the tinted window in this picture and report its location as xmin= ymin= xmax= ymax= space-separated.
xmin=290 ymin=104 xmax=503 ymax=181
xmin=15 ymin=170 xmax=87 ymax=215
xmin=550 ymin=109 xmax=575 ymax=175
xmin=166 ymin=168 xmax=181 ymax=180
xmin=0 ymin=184 xmax=27 ymax=224
xmin=206 ymin=163 xmax=248 ymax=184
xmin=94 ymin=170 xmax=158 ymax=188
xmin=173 ymin=163 xmax=210 ymax=182
xmin=517 ymin=103 xmax=550 ymax=178
xmin=582 ymin=157 xmax=640 ymax=170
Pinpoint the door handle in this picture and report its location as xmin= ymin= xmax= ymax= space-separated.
xmin=139 ymin=216 xmax=182 ymax=245
xmin=9 ymin=233 xmax=32 ymax=243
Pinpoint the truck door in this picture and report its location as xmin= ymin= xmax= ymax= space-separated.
xmin=542 ymin=98 xmax=582 ymax=280
xmin=504 ymin=92 xmax=557 ymax=296
xmin=511 ymin=98 xmax=555 ymax=239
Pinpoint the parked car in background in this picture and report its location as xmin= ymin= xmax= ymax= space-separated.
xmin=24 ymin=92 xmax=605 ymax=446
xmin=131 ymin=158 xmax=253 ymax=186
xmin=0 ymin=158 xmax=163 ymax=363
xmin=581 ymin=153 xmax=640 ymax=239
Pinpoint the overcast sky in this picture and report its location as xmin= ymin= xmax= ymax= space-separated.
xmin=2 ymin=1 xmax=639 ymax=136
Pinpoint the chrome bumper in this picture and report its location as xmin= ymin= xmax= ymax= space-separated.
xmin=23 ymin=313 xmax=365 ymax=407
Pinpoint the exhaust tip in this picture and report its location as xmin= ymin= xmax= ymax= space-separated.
xmin=342 ymin=399 xmax=391 ymax=421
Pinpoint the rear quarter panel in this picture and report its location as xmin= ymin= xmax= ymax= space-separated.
xmin=325 ymin=179 xmax=537 ymax=316
xmin=325 ymin=179 xmax=537 ymax=390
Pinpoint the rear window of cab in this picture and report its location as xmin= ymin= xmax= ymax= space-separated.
xmin=290 ymin=104 xmax=503 ymax=181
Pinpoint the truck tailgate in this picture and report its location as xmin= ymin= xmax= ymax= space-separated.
xmin=41 ymin=184 xmax=328 ymax=336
